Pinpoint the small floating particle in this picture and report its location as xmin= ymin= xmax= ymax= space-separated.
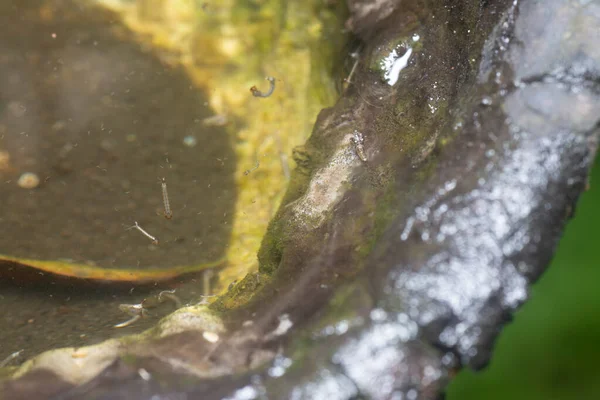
xmin=202 ymin=331 xmax=219 ymax=343
xmin=138 ymin=368 xmax=151 ymax=381
xmin=183 ymin=135 xmax=197 ymax=147
xmin=52 ymin=121 xmax=67 ymax=131
xmin=17 ymin=172 xmax=40 ymax=189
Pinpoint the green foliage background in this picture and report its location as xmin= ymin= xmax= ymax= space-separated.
xmin=448 ymin=154 xmax=600 ymax=400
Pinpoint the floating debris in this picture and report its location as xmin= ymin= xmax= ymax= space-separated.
xmin=250 ymin=76 xmax=276 ymax=98
xmin=17 ymin=172 xmax=40 ymax=189
xmin=183 ymin=135 xmax=198 ymax=147
xmin=351 ymin=130 xmax=367 ymax=162
xmin=161 ymin=178 xmax=173 ymax=219
xmin=127 ymin=221 xmax=159 ymax=245
xmin=138 ymin=368 xmax=151 ymax=381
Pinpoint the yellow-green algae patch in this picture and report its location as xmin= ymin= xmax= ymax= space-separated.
xmin=96 ymin=0 xmax=345 ymax=293
xmin=0 ymin=254 xmax=226 ymax=282
xmin=216 ymin=271 xmax=272 ymax=311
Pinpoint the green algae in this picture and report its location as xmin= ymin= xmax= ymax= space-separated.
xmin=211 ymin=271 xmax=271 ymax=311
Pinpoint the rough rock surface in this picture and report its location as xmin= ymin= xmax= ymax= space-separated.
xmin=2 ymin=0 xmax=599 ymax=399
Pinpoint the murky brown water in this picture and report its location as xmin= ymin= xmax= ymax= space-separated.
xmin=0 ymin=0 xmax=234 ymax=361
xmin=0 ymin=271 xmax=213 ymax=365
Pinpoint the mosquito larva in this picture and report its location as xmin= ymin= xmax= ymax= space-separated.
xmin=158 ymin=289 xmax=182 ymax=308
xmin=127 ymin=221 xmax=159 ymax=245
xmin=244 ymin=160 xmax=260 ymax=175
xmin=343 ymin=51 xmax=360 ymax=93
xmin=114 ymin=314 xmax=141 ymax=328
xmin=161 ymin=178 xmax=172 ymax=219
xmin=0 ymin=349 xmax=24 ymax=368
xmin=250 ymin=76 xmax=276 ymax=98
xmin=114 ymin=303 xmax=145 ymax=328
xmin=351 ymin=130 xmax=367 ymax=162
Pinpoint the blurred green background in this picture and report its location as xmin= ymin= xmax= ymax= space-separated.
xmin=447 ymin=153 xmax=600 ymax=400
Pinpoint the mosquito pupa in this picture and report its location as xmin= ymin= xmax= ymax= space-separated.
xmin=250 ymin=76 xmax=276 ymax=98
xmin=351 ymin=130 xmax=367 ymax=162
xmin=127 ymin=221 xmax=159 ymax=245
xmin=161 ymin=178 xmax=172 ymax=219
